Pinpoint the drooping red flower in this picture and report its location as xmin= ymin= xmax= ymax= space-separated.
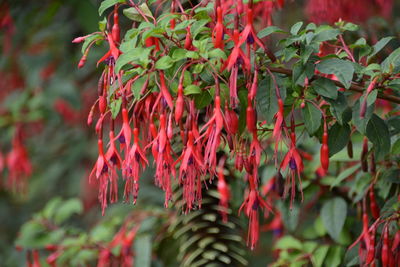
xmin=239 ymin=174 xmax=272 ymax=250
xmin=280 ymin=133 xmax=304 ymax=208
xmin=212 ymin=6 xmax=225 ymax=50
xmin=6 ymin=127 xmax=32 ymax=192
xmin=175 ymin=131 xmax=205 ymax=212
xmin=124 ymin=127 xmax=148 ymax=204
xmin=217 ymin=157 xmax=230 ymax=222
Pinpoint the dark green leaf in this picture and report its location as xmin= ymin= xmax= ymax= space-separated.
xmin=99 ymin=0 xmax=125 ymax=16
xmin=256 ymin=76 xmax=286 ymax=123
xmin=317 ymin=58 xmax=354 ymax=89
xmin=115 ymin=48 xmax=151 ymax=72
xmin=302 ymin=102 xmax=322 ymax=135
xmin=194 ymin=90 xmax=212 ymax=109
xmin=312 ymin=77 xmax=338 ymax=100
xmin=325 ymin=92 xmax=351 ymax=124
xmin=321 ymin=197 xmax=347 ymax=241
xmin=328 ymin=123 xmax=351 ymax=156
xmin=366 ymin=114 xmax=391 ymax=160
xmin=352 ymin=98 xmax=374 ymax=135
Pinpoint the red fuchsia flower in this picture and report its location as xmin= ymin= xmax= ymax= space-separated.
xmin=124 ymin=127 xmax=148 ymax=204
xmin=97 ymin=32 xmax=121 ymax=67
xmin=175 ymin=131 xmax=205 ymax=212
xmin=222 ymin=29 xmax=251 ymax=72
xmin=239 ymin=174 xmax=272 ymax=250
xmin=273 ymin=98 xmax=285 ymax=161
xmin=239 ymin=7 xmax=265 ymax=49
xmin=217 ymin=157 xmax=230 ymax=222
xmin=280 ymin=133 xmax=304 ymax=209
xmin=158 ymin=71 xmax=174 ymax=110
xmin=199 ymin=94 xmax=224 ymax=173
xmin=174 ymin=83 xmax=184 ymax=123
xmin=105 ymin=130 xmax=122 ymax=201
xmin=320 ymin=123 xmax=329 ymax=172
xmin=150 ymin=113 xmax=175 ymax=207
xmin=6 ymin=127 xmax=32 ymax=192
xmin=97 ymin=249 xmax=111 ymax=267
xmin=212 ymin=6 xmax=224 ymax=50
xmin=117 ymin=105 xmax=132 ymax=158
xmin=27 ymin=250 xmax=41 ymax=267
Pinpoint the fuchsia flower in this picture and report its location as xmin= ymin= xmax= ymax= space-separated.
xmin=217 ymin=157 xmax=230 ymax=222
xmin=212 ymin=6 xmax=224 ymax=49
xmin=280 ymin=133 xmax=304 ymax=208
xmin=6 ymin=128 xmax=32 ymax=192
xmin=199 ymin=95 xmax=224 ymax=172
xmin=222 ymin=29 xmax=251 ymax=72
xmin=175 ymin=131 xmax=205 ymax=212
xmin=150 ymin=113 xmax=175 ymax=207
xmin=239 ymin=8 xmax=265 ymax=49
xmin=239 ymin=174 xmax=272 ymax=250
xmin=273 ymin=98 xmax=285 ymax=161
xmin=124 ymin=128 xmax=148 ymax=204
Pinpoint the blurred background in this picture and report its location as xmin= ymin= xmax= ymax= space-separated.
xmin=0 ymin=0 xmax=399 ymax=266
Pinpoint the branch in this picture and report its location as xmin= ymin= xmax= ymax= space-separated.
xmin=267 ymin=67 xmax=400 ymax=104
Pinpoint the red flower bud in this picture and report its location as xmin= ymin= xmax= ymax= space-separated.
xmin=99 ymin=95 xmax=107 ymax=114
xmin=320 ymin=132 xmax=329 ymax=171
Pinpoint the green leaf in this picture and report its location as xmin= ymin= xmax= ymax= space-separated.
xmin=368 ymin=36 xmax=394 ymax=61
xmin=316 ymin=58 xmax=354 ymax=89
xmin=366 ymin=114 xmax=391 ymax=160
xmin=256 ymin=76 xmax=286 ymax=123
xmin=155 ymin=55 xmax=174 ymax=70
xmin=134 ymin=234 xmax=152 ymax=267
xmin=352 ymin=99 xmax=374 ymax=135
xmin=321 ymin=197 xmax=347 ymax=241
xmin=325 ymin=246 xmax=344 ymax=267
xmin=331 ymin=163 xmax=361 ymax=188
xmin=54 ymin=198 xmax=83 ymax=224
xmin=99 ymin=0 xmax=125 ymax=16
xmin=392 ymin=138 xmax=400 ymax=154
xmin=184 ymin=84 xmax=201 ymax=95
xmin=171 ymin=48 xmax=187 ymax=61
xmin=324 ymin=92 xmax=350 ymax=124
xmin=312 ymin=245 xmax=329 ymax=267
xmin=313 ymin=28 xmax=340 ymax=42
xmin=110 ymin=98 xmax=122 ymax=119
xmin=123 ymin=4 xmax=153 ymax=22
xmin=327 ymin=122 xmax=351 ymax=156
xmin=258 ymin=26 xmax=285 ymax=38
xmin=275 ymin=236 xmax=303 ymax=250
xmin=312 ymin=77 xmax=338 ymax=99
xmin=115 ymin=48 xmax=151 ymax=72
xmin=381 ymin=47 xmax=400 ymax=73
xmin=290 ymin=22 xmax=303 ymax=35
xmin=81 ymin=34 xmax=102 ymax=54
xmin=302 ymin=102 xmax=321 ymax=135
xmin=194 ymin=90 xmax=212 ymax=109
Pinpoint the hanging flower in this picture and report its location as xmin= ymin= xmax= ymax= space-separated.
xmin=280 ymin=133 xmax=304 ymax=208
